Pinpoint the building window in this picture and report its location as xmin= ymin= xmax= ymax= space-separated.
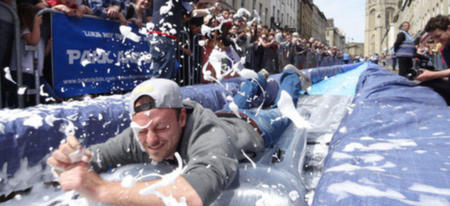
xmin=277 ymin=9 xmax=280 ymax=23
xmin=369 ymin=9 xmax=376 ymax=30
xmin=252 ymin=0 xmax=256 ymax=11
xmin=259 ymin=3 xmax=262 ymax=18
xmin=241 ymin=0 xmax=245 ymax=8
xmin=273 ymin=6 xmax=275 ymax=18
xmin=265 ymin=8 xmax=269 ymax=25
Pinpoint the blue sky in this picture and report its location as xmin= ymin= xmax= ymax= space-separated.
xmin=314 ymin=0 xmax=366 ymax=43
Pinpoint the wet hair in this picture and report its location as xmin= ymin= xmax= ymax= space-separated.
xmin=424 ymin=15 xmax=450 ymax=33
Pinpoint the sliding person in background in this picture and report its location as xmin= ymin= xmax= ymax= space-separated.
xmin=47 ymin=65 xmax=310 ymax=205
xmin=416 ymin=15 xmax=450 ymax=105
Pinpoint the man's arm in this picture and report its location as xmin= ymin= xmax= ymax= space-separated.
xmin=416 ymin=68 xmax=450 ymax=81
xmin=58 ymin=163 xmax=203 ymax=206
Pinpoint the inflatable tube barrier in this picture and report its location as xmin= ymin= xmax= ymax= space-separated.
xmin=0 ymin=63 xmax=363 ymax=205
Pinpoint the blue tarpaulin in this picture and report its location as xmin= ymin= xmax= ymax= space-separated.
xmin=312 ymin=64 xmax=450 ymax=206
xmin=308 ymin=63 xmax=367 ymax=96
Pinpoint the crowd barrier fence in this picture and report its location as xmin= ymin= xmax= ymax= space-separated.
xmin=3 ymin=9 xmax=355 ymax=109
xmin=0 ymin=1 xmax=24 ymax=108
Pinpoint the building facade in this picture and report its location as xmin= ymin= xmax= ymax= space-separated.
xmin=369 ymin=0 xmax=450 ymax=57
xmin=346 ymin=42 xmax=365 ymax=57
xmin=364 ymin=0 xmax=400 ymax=57
xmin=326 ymin=19 xmax=346 ymax=50
xmin=393 ymin=0 xmax=450 ymax=38
xmin=298 ymin=0 xmax=313 ymax=38
xmin=311 ymin=4 xmax=328 ymax=43
xmin=223 ymin=0 xmax=298 ymax=29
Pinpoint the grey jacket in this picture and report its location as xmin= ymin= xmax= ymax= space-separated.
xmin=89 ymin=100 xmax=264 ymax=205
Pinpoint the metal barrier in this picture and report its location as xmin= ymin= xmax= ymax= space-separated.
xmin=192 ymin=33 xmax=203 ymax=85
xmin=0 ymin=1 xmax=23 ymax=108
xmin=3 ymin=7 xmax=354 ymax=109
xmin=175 ymin=32 xmax=205 ymax=86
xmin=176 ymin=31 xmax=192 ymax=86
xmin=24 ymin=45 xmax=41 ymax=105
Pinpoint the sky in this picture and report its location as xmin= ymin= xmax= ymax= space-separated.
xmin=314 ymin=0 xmax=366 ymax=43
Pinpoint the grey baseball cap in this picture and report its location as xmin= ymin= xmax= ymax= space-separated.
xmin=129 ymin=78 xmax=183 ymax=116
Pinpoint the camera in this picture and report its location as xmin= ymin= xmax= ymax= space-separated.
xmin=407 ymin=68 xmax=423 ymax=80
xmin=407 ymin=54 xmax=434 ymax=80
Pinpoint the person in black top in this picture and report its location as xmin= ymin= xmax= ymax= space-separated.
xmin=147 ymin=0 xmax=216 ymax=79
xmin=416 ymin=15 xmax=450 ymax=105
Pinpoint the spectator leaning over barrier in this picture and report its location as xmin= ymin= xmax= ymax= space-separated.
xmin=44 ymin=0 xmax=92 ymax=18
xmin=146 ymin=0 xmax=217 ymax=79
xmin=124 ymin=0 xmax=152 ymax=27
xmin=9 ymin=3 xmax=44 ymax=106
xmin=394 ymin=21 xmax=416 ymax=78
xmin=259 ymin=27 xmax=278 ymax=74
xmin=82 ymin=0 xmax=127 ymax=25
xmin=293 ymin=33 xmax=306 ymax=69
xmin=47 ymin=65 xmax=308 ymax=206
xmin=415 ymin=15 xmax=450 ymax=106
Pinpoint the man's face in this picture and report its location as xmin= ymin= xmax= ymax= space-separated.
xmin=430 ymin=26 xmax=450 ymax=45
xmin=140 ymin=0 xmax=151 ymax=9
xmin=402 ymin=23 xmax=410 ymax=31
xmin=222 ymin=10 xmax=229 ymax=18
xmin=132 ymin=107 xmax=186 ymax=162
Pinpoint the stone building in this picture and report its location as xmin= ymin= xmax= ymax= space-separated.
xmin=311 ymin=4 xmax=328 ymax=43
xmin=326 ymin=19 xmax=346 ymax=50
xmin=298 ymin=0 xmax=313 ymax=38
xmin=222 ymin=0 xmax=298 ymax=29
xmin=346 ymin=42 xmax=365 ymax=57
xmin=383 ymin=0 xmax=450 ymax=49
xmin=364 ymin=0 xmax=400 ymax=57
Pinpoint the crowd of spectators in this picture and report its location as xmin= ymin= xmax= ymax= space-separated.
xmin=1 ymin=0 xmax=357 ymax=109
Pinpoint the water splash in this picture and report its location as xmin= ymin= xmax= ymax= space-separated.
xmin=233 ymin=8 xmax=251 ymax=18
xmin=277 ymin=91 xmax=311 ymax=129
xmin=139 ymin=152 xmax=184 ymax=202
xmin=241 ymin=149 xmax=256 ymax=169
xmin=119 ymin=25 xmax=142 ymax=43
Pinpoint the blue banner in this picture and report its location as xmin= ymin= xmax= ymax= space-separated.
xmin=52 ymin=13 xmax=152 ymax=98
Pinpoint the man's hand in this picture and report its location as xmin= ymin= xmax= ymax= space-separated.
xmin=47 ymin=136 xmax=92 ymax=175
xmin=75 ymin=8 xmax=84 ymax=18
xmin=53 ymin=4 xmax=75 ymax=16
xmin=106 ymin=5 xmax=121 ymax=19
xmin=79 ymin=4 xmax=93 ymax=15
xmin=129 ymin=17 xmax=143 ymax=27
xmin=58 ymin=162 xmax=106 ymax=202
xmin=415 ymin=69 xmax=434 ymax=81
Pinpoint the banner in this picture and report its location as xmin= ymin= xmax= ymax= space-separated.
xmin=52 ymin=13 xmax=151 ymax=98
